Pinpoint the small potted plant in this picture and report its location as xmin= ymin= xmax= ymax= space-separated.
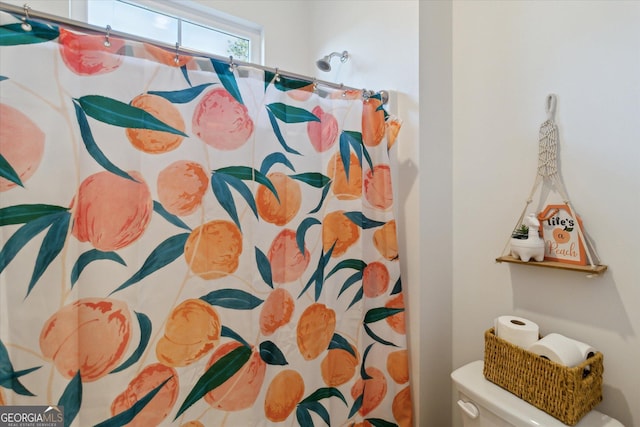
xmin=511 ymin=224 xmax=529 ymax=240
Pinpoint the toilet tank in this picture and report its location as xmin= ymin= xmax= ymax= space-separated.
xmin=451 ymin=361 xmax=624 ymax=427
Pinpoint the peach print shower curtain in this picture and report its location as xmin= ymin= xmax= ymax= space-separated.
xmin=0 ymin=13 xmax=411 ymax=427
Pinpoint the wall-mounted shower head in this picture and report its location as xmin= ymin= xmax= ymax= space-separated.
xmin=316 ymin=51 xmax=349 ymax=72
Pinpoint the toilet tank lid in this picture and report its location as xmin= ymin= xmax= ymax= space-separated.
xmin=451 ymin=360 xmax=624 ymax=427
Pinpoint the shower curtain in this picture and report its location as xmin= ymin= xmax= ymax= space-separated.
xmin=0 ymin=13 xmax=411 ymax=427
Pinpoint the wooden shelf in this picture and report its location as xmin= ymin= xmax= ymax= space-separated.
xmin=495 ymin=255 xmax=607 ymax=276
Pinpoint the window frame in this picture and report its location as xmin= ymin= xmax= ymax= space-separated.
xmin=71 ymin=0 xmax=263 ymax=63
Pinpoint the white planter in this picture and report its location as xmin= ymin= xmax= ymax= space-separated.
xmin=510 ymin=237 xmax=545 ymax=262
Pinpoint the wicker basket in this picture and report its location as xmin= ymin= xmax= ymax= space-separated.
xmin=483 ymin=328 xmax=603 ymax=425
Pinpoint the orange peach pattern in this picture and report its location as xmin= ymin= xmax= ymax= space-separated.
xmin=374 ymin=219 xmax=399 ymax=261
xmin=386 ymin=117 xmax=402 ymax=150
xmin=286 ymin=85 xmax=314 ymax=101
xmin=143 ymin=43 xmax=195 ymax=68
xmin=322 ymin=210 xmax=361 ymax=257
xmin=157 ymin=160 xmax=209 ymax=216
xmin=321 ymin=346 xmax=359 ymax=386
xmin=256 ymin=172 xmax=301 ymax=226
xmin=203 ymin=342 xmax=266 ymax=411
xmin=111 ymin=363 xmax=179 ymax=426
xmin=307 ymin=106 xmax=339 ymax=152
xmin=267 ymin=228 xmax=310 ymax=284
xmin=156 ymin=299 xmax=221 ymax=367
xmin=362 ymin=98 xmax=386 ymax=147
xmin=264 ymin=369 xmax=305 ymax=422
xmin=297 ymin=303 xmax=336 ymax=360
xmin=387 ymin=349 xmax=410 ymax=384
xmin=183 ymin=220 xmax=243 ymax=280
xmin=39 ymin=298 xmax=131 ymax=382
xmin=392 ymin=385 xmax=414 ymax=427
xmin=327 ymin=151 xmax=363 ymax=200
xmin=70 ymin=170 xmax=153 ymax=251
xmin=0 ymin=26 xmax=409 ymax=427
xmin=58 ymin=28 xmax=124 ymax=75
xmin=192 ymin=87 xmax=254 ymax=150
xmin=351 ymin=366 xmax=387 ymax=416
xmin=0 ymin=103 xmax=45 ymax=191
xmin=385 ymin=293 xmax=407 ymax=335
xmin=126 ymin=94 xmax=186 ymax=154
xmin=259 ymin=287 xmax=295 ymax=336
xmin=363 ymin=261 xmax=390 ymax=298
xmin=364 ymin=164 xmax=394 ymax=210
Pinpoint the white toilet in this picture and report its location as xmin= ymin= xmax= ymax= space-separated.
xmin=451 ymin=360 xmax=624 ymax=427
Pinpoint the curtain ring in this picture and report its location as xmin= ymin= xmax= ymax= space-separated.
xmin=21 ymin=4 xmax=32 ymax=31
xmin=103 ymin=25 xmax=112 ymax=47
xmin=362 ymin=88 xmax=370 ymax=102
xmin=337 ymin=83 xmax=346 ymax=98
xmin=379 ymin=90 xmax=389 ymax=105
xmin=174 ymin=42 xmax=180 ymax=65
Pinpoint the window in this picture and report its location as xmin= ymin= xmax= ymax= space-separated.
xmin=74 ymin=0 xmax=262 ymax=63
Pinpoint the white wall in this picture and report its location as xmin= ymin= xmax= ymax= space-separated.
xmin=418 ymin=2 xmax=454 ymax=426
xmin=199 ymin=1 xmax=313 ymax=74
xmin=452 ymin=2 xmax=640 ymax=427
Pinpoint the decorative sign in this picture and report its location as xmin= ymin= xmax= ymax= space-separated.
xmin=538 ymin=204 xmax=587 ymax=265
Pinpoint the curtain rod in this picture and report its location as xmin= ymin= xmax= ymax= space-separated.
xmin=0 ymin=2 xmax=388 ymax=104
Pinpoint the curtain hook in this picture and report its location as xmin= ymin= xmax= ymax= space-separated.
xmin=229 ymin=55 xmax=235 ymax=72
xmin=103 ymin=25 xmax=112 ymax=47
xmin=21 ymin=4 xmax=32 ymax=31
xmin=379 ymin=90 xmax=389 ymax=105
xmin=362 ymin=88 xmax=370 ymax=102
xmin=338 ymin=83 xmax=346 ymax=98
xmin=174 ymin=42 xmax=180 ymax=65
xmin=312 ymin=78 xmax=318 ymax=92
xmin=274 ymin=67 xmax=281 ymax=82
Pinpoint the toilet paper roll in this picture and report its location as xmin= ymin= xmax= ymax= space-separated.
xmin=528 ymin=333 xmax=594 ymax=367
xmin=571 ymin=338 xmax=597 ymax=361
xmin=494 ymin=316 xmax=540 ymax=349
xmin=572 ymin=338 xmax=597 ymax=376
